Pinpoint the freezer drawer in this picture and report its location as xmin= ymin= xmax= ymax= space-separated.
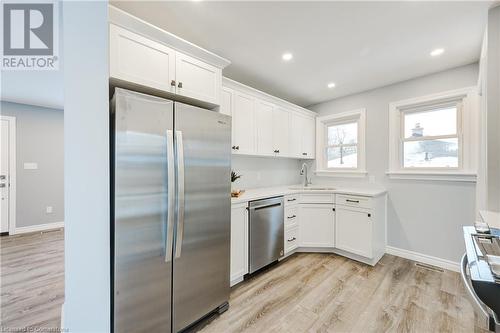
xmin=248 ymin=197 xmax=284 ymax=274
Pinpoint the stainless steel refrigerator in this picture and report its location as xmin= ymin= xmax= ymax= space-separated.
xmin=110 ymin=88 xmax=231 ymax=332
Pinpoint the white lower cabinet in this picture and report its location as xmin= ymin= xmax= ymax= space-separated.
xmin=299 ymin=204 xmax=335 ymax=248
xmin=230 ymin=203 xmax=248 ymax=286
xmin=284 ymin=227 xmax=299 ymax=254
xmin=335 ymin=206 xmax=373 ymax=258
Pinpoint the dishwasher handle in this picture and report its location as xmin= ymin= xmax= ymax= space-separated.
xmin=250 ymin=202 xmax=282 ymax=211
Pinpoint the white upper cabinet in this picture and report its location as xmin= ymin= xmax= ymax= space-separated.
xmin=232 ymin=91 xmax=256 ymax=154
xmin=175 ymin=52 xmax=220 ymax=105
xmin=256 ymin=100 xmax=275 ymax=156
xmin=220 ymin=87 xmax=233 ymax=116
xmin=301 ymin=116 xmax=316 ymax=158
xmin=110 ymin=24 xmax=176 ymax=93
xmin=289 ymin=113 xmax=304 ymax=158
xmin=109 ymin=22 xmax=226 ymax=105
xmin=272 ymin=108 xmax=290 ymax=156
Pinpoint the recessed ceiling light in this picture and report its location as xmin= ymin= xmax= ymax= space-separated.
xmin=430 ymin=48 xmax=445 ymax=57
xmin=327 ymin=82 xmax=336 ymax=89
xmin=282 ymin=53 xmax=293 ymax=61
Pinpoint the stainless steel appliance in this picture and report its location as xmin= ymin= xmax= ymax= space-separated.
xmin=111 ymin=88 xmax=231 ymax=333
xmin=248 ymin=196 xmax=284 ymax=274
xmin=462 ymin=226 xmax=500 ymax=332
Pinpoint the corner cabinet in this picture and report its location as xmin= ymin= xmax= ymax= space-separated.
xmin=109 ymin=23 xmax=223 ymax=105
xmin=230 ymin=203 xmax=248 ymax=286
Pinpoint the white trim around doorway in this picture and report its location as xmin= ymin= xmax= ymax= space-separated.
xmin=1 ymin=116 xmax=16 ymax=235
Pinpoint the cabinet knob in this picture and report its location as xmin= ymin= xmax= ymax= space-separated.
xmin=368 ymin=213 xmax=371 ymax=217
xmin=332 ymin=208 xmax=335 ymax=212
xmin=178 ymin=82 xmax=183 ymax=88
xmin=236 ymin=146 xmax=240 ymax=150
xmin=170 ymin=80 xmax=176 ymax=87
xmin=232 ymin=146 xmax=236 ymax=150
xmin=302 ymin=152 xmax=307 ymax=156
xmin=274 ymin=149 xmax=280 ymax=153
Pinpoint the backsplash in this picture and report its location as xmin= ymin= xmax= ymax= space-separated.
xmin=231 ymin=155 xmax=302 ymax=189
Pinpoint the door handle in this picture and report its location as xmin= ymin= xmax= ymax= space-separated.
xmin=175 ymin=130 xmax=185 ymax=259
xmin=165 ymin=130 xmax=175 ymax=263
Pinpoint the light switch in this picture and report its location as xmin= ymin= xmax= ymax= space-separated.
xmin=24 ymin=162 xmax=38 ymax=170
xmin=46 ymin=206 xmax=53 ymax=214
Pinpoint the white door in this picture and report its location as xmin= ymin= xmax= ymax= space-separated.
xmin=301 ymin=116 xmax=315 ymax=158
xmin=230 ymin=203 xmax=248 ymax=284
xmin=289 ymin=113 xmax=302 ymax=158
xmin=0 ymin=119 xmax=11 ymax=233
xmin=272 ymin=108 xmax=290 ymax=156
xmin=336 ymin=206 xmax=373 ymax=258
xmin=299 ymin=204 xmax=335 ymax=247
xmin=232 ymin=92 xmax=256 ymax=154
xmin=175 ymin=52 xmax=221 ymax=105
xmin=256 ymin=100 xmax=274 ymax=156
xmin=220 ymin=87 xmax=233 ymax=116
xmin=109 ymin=24 xmax=176 ymax=93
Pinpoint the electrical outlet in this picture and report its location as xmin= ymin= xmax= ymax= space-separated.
xmin=46 ymin=206 xmax=53 ymax=214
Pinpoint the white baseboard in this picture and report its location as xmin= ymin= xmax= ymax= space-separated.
xmin=386 ymin=246 xmax=460 ymax=272
xmin=13 ymin=221 xmax=64 ymax=235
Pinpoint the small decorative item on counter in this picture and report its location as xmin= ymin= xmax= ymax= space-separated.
xmin=231 ymin=170 xmax=244 ymax=197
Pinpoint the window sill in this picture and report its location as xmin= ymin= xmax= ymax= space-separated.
xmin=315 ymin=170 xmax=368 ymax=178
xmin=386 ymin=171 xmax=477 ymax=182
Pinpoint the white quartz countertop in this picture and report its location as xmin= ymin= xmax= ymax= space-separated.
xmin=231 ymin=185 xmax=387 ymax=204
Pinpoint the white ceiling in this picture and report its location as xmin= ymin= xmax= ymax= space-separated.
xmin=112 ymin=1 xmax=492 ymax=107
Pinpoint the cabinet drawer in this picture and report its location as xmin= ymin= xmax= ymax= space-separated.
xmin=285 ymin=194 xmax=299 ymax=206
xmin=300 ymin=193 xmax=334 ymax=204
xmin=285 ymin=227 xmax=299 ymax=253
xmin=284 ymin=206 xmax=298 ymax=229
xmin=336 ymin=194 xmax=372 ymax=209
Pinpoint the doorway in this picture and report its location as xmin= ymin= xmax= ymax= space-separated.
xmin=0 ymin=116 xmax=16 ymax=235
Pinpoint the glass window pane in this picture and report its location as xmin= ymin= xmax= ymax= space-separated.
xmin=327 ymin=146 xmax=358 ymax=168
xmin=328 ymin=122 xmax=357 ymax=146
xmin=404 ymin=107 xmax=457 ymax=138
xmin=403 ymin=138 xmax=458 ymax=168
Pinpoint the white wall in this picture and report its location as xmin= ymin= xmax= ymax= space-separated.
xmin=1 ymin=102 xmax=64 ymax=229
xmin=308 ymin=63 xmax=479 ymax=263
xmin=62 ymin=1 xmax=110 ymax=332
xmin=231 ymin=155 xmax=302 ymax=189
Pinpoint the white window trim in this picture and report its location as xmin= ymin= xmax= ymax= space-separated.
xmin=315 ymin=108 xmax=367 ymax=177
xmin=387 ymin=87 xmax=478 ymax=182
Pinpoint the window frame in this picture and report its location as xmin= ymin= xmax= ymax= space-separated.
xmin=315 ymin=109 xmax=367 ymax=177
xmin=388 ymin=87 xmax=478 ymax=182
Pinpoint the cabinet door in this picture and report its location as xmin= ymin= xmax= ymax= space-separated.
xmin=336 ymin=207 xmax=372 ymax=258
xmin=232 ymin=92 xmax=256 ymax=154
xmin=299 ymin=204 xmax=335 ymax=247
xmin=175 ymin=52 xmax=221 ymax=105
xmin=256 ymin=100 xmax=275 ymax=156
xmin=289 ymin=113 xmax=303 ymax=158
xmin=272 ymin=108 xmax=290 ymax=156
xmin=109 ymin=24 xmax=175 ymax=93
xmin=220 ymin=87 xmax=233 ymax=116
xmin=301 ymin=116 xmax=315 ymax=158
xmin=230 ymin=204 xmax=248 ymax=284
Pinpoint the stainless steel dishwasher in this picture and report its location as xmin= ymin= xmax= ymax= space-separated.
xmin=248 ymin=196 xmax=284 ymax=274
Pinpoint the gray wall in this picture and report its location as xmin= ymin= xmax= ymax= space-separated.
xmin=308 ymin=63 xmax=479 ymax=263
xmin=232 ymin=155 xmax=302 ymax=189
xmin=63 ymin=1 xmax=110 ymax=331
xmin=1 ymin=101 xmax=64 ymax=228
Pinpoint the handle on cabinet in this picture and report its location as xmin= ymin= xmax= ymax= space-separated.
xmin=287 ymin=215 xmax=296 ymax=219
xmin=236 ymin=146 xmax=240 ymax=150
xmin=332 ymin=208 xmax=335 ymax=212
xmin=287 ymin=237 xmax=296 ymax=242
xmin=178 ymin=82 xmax=183 ymax=88
xmin=274 ymin=149 xmax=280 ymax=153
xmin=346 ymin=199 xmax=360 ymax=203
xmin=302 ymin=152 xmax=307 ymax=156
xmin=368 ymin=213 xmax=371 ymax=217
xmin=170 ymin=80 xmax=176 ymax=87
xmin=287 ymin=198 xmax=296 ymax=202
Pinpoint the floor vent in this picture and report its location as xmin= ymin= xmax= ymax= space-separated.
xmin=415 ymin=262 xmax=444 ymax=273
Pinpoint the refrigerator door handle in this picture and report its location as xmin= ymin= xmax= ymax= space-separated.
xmin=175 ymin=130 xmax=185 ymax=259
xmin=165 ymin=130 xmax=175 ymax=263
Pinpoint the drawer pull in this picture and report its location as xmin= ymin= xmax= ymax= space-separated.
xmin=287 ymin=215 xmax=297 ymax=219
xmin=346 ymin=199 xmax=360 ymax=203
xmin=287 ymin=237 xmax=296 ymax=242
xmin=368 ymin=213 xmax=371 ymax=217
xmin=287 ymin=198 xmax=296 ymax=202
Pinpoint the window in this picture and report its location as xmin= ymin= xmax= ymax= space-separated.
xmin=316 ymin=109 xmax=366 ymax=176
xmin=388 ymin=87 xmax=478 ymax=181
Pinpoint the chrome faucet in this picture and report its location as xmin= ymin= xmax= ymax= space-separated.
xmin=300 ymin=163 xmax=312 ymax=187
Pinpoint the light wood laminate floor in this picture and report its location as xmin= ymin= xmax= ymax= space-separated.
xmin=1 ymin=229 xmax=64 ymax=330
xmin=0 ymin=230 xmax=484 ymax=332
